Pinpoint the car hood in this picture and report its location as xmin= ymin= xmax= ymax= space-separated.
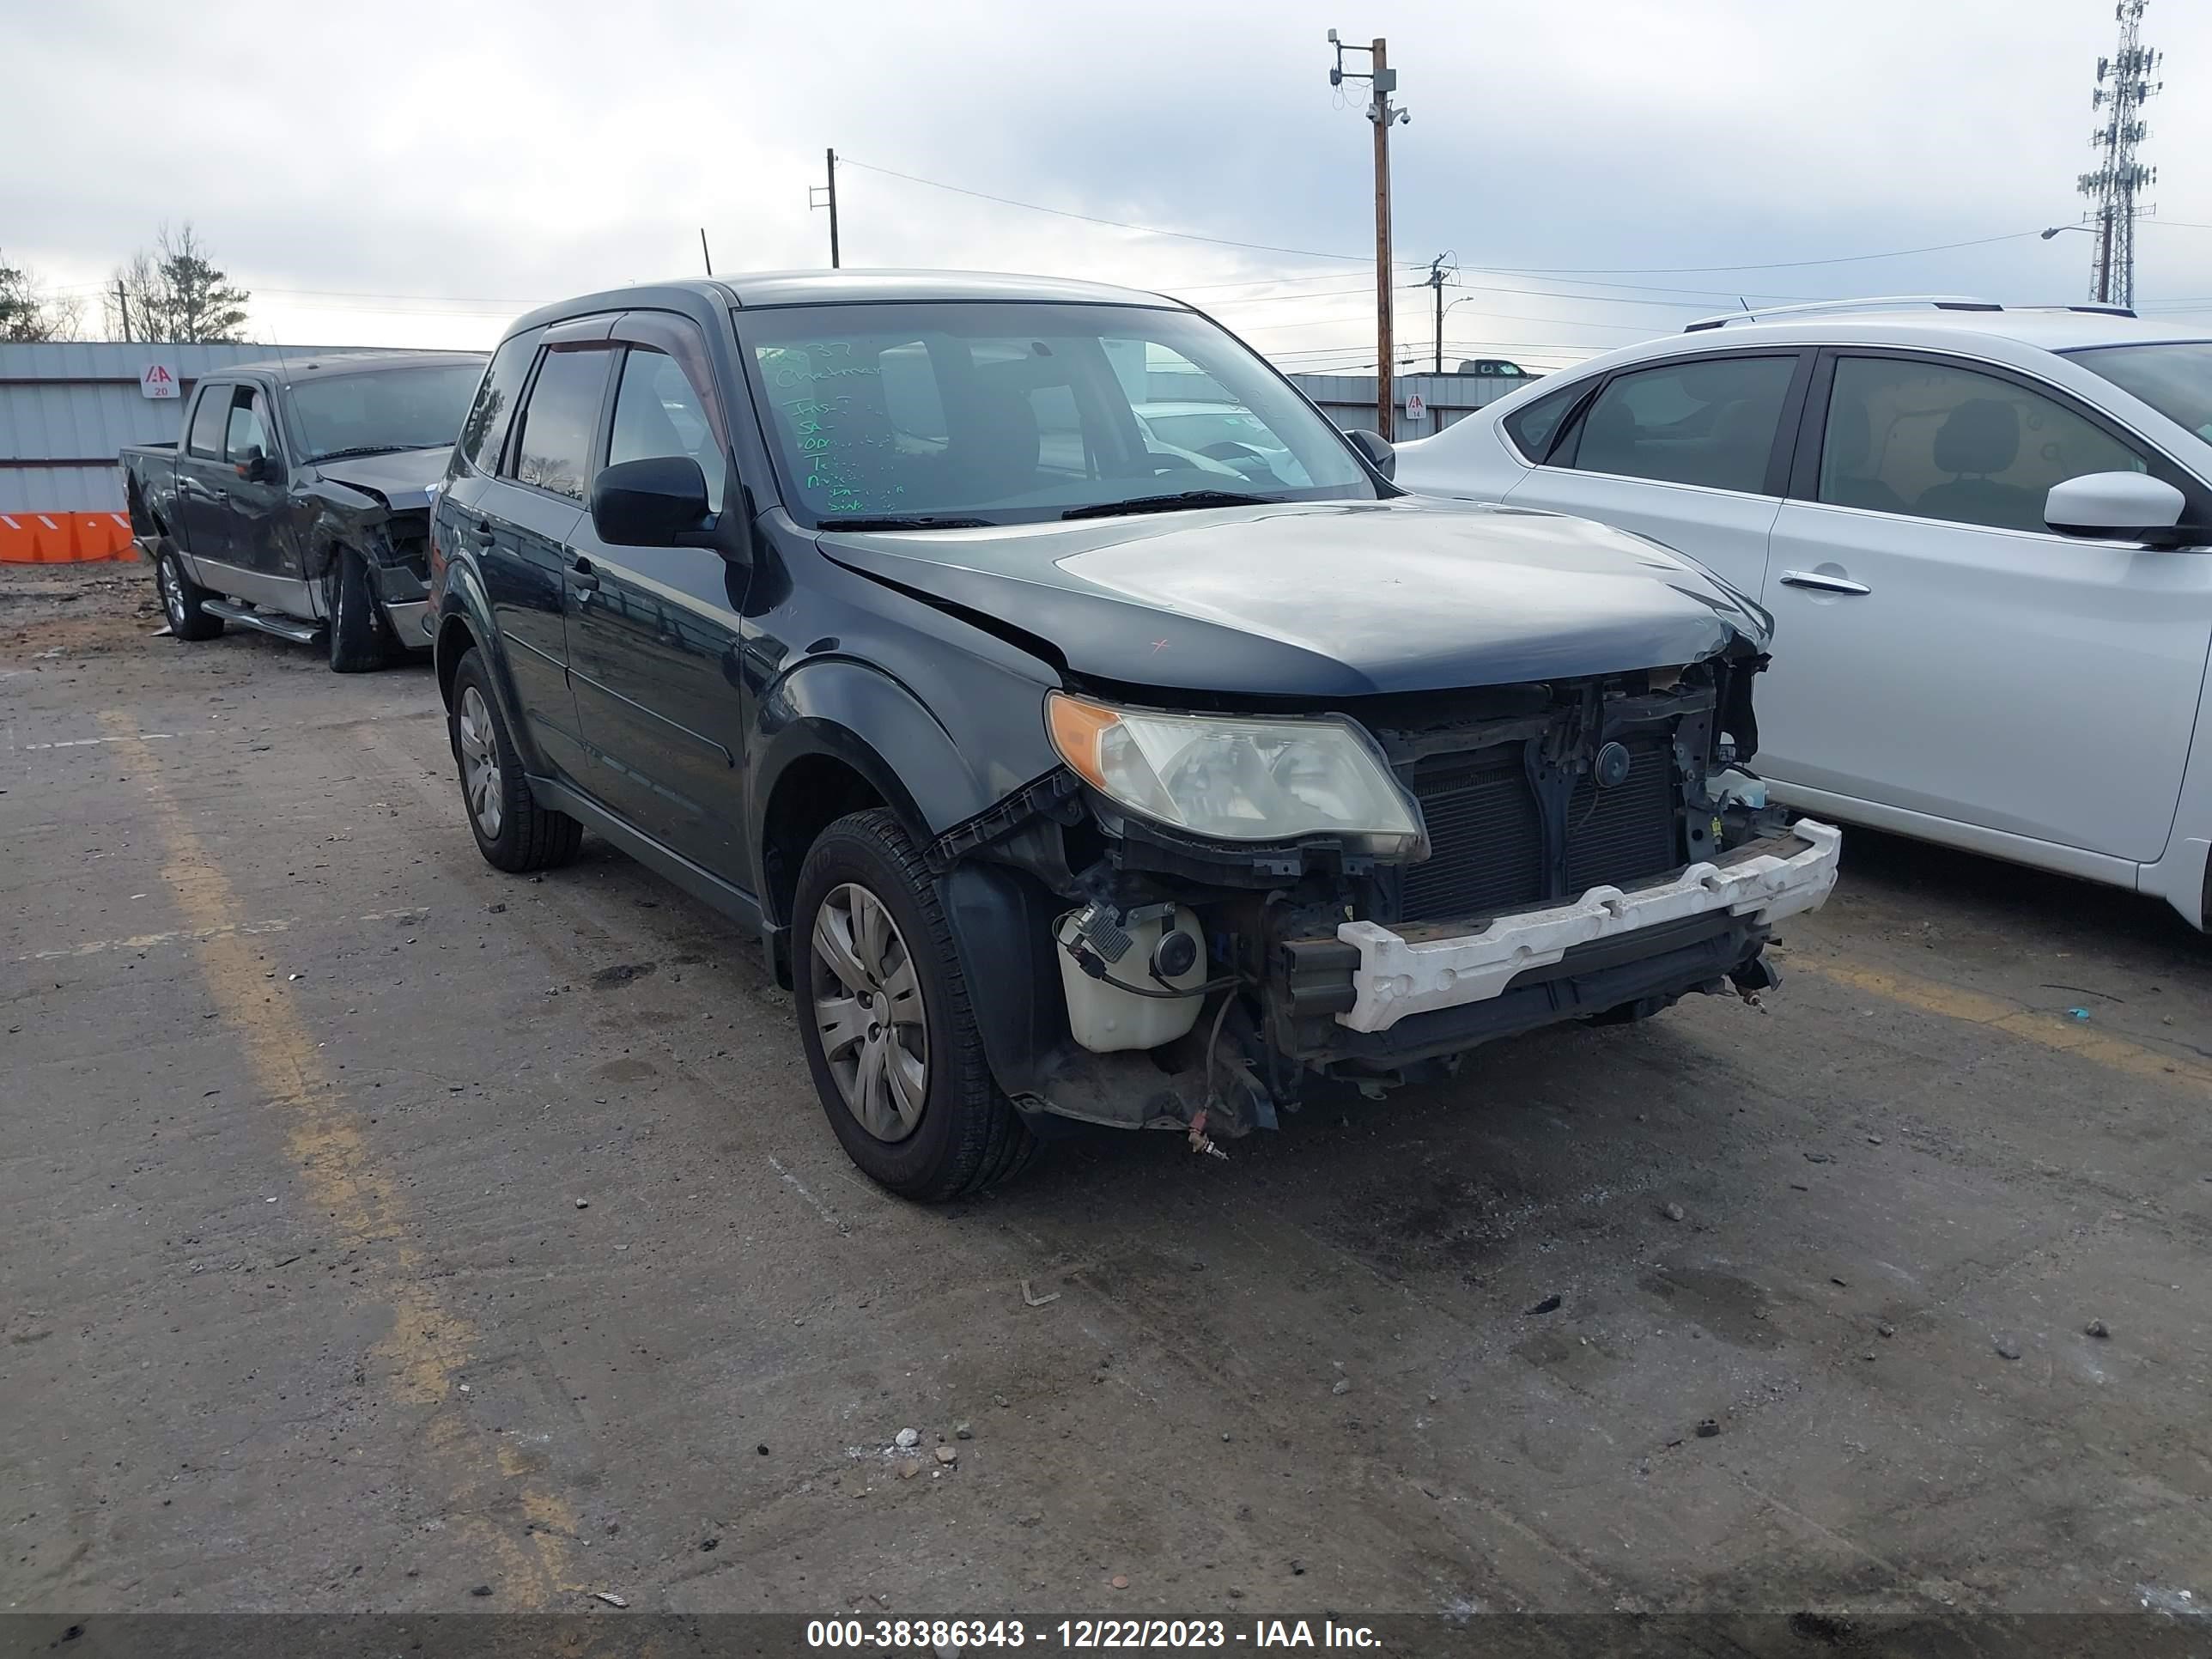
xmin=313 ymin=447 xmax=449 ymax=512
xmin=815 ymin=497 xmax=1771 ymax=698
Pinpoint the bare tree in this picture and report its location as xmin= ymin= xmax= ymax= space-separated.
xmin=0 ymin=251 xmax=83 ymax=343
xmin=105 ymin=222 xmax=252 ymax=343
xmin=105 ymin=249 xmax=162 ymax=342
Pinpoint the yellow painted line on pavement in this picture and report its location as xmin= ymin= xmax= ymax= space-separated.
xmin=15 ymin=908 xmax=427 ymax=963
xmin=97 ymin=708 xmax=577 ymax=1602
xmin=1797 ymin=956 xmax=2212 ymax=1096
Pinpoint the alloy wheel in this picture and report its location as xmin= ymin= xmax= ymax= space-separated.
xmin=159 ymin=560 xmax=185 ymax=628
xmin=810 ymin=881 xmax=928 ymax=1143
xmin=456 ymin=685 xmax=504 ymax=840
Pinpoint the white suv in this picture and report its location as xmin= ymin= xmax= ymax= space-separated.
xmin=1395 ymin=298 xmax=2212 ymax=929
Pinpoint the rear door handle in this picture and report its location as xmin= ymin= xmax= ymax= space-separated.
xmin=1778 ymin=570 xmax=1871 ymax=597
xmin=465 ymin=520 xmax=496 ymax=546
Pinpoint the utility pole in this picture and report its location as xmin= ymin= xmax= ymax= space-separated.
xmin=2077 ymin=0 xmax=2160 ymax=307
xmin=1425 ymin=252 xmax=1452 ymax=374
xmin=1328 ymin=32 xmax=1408 ymax=438
xmin=811 ymin=149 xmax=842 ymax=270
xmin=115 ymin=280 xmax=131 ymax=343
xmin=700 ymin=228 xmax=714 ymax=276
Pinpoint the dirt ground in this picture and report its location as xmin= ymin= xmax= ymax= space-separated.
xmin=5 ymin=558 xmax=2211 ymax=1623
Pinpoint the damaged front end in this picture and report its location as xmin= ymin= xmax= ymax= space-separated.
xmin=933 ymin=644 xmax=1839 ymax=1146
xmin=306 ymin=481 xmax=438 ymax=636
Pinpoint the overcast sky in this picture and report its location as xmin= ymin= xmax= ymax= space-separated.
xmin=8 ymin=0 xmax=2211 ymax=368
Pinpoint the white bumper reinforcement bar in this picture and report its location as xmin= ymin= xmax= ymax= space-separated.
xmin=1334 ymin=819 xmax=1843 ymax=1034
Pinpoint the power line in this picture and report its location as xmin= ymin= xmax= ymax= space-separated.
xmin=839 ymin=155 xmax=1386 ymax=265
xmin=841 ymin=155 xmax=2022 ymax=293
xmin=1471 ymin=229 xmax=2046 ymax=276
xmin=1240 ymin=305 xmax=1650 ymax=335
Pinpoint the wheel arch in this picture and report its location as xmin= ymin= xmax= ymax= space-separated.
xmin=751 ymin=659 xmax=1005 ymax=926
xmin=428 ymin=576 xmax=559 ymax=779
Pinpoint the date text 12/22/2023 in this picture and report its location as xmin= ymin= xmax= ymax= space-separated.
xmin=805 ymin=1618 xmax=1382 ymax=1649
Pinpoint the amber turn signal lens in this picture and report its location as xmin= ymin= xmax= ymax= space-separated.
xmin=1045 ymin=692 xmax=1119 ymax=791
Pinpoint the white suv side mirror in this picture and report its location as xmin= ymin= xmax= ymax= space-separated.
xmin=2045 ymin=471 xmax=2188 ymax=543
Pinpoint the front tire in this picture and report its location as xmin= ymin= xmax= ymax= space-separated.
xmin=326 ymin=547 xmax=390 ymax=673
xmin=447 ymin=648 xmax=582 ymax=872
xmin=793 ymin=810 xmax=1036 ymax=1200
xmin=155 ymin=545 xmax=223 ymax=641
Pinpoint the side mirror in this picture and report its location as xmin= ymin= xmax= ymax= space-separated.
xmin=592 ymin=455 xmax=711 ymax=547
xmin=238 ymin=447 xmax=281 ymax=485
xmin=1348 ymin=428 xmax=1396 ymax=480
xmin=2045 ymin=471 xmax=2194 ymax=545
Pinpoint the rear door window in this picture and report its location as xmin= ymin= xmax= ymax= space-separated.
xmin=1817 ymin=355 xmax=2148 ymax=532
xmin=505 ymin=346 xmax=614 ymax=501
xmin=1570 ymin=355 xmax=1796 ymax=493
xmin=186 ymin=385 xmax=231 ymax=459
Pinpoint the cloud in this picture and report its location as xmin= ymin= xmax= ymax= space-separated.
xmin=6 ymin=0 xmax=2209 ymax=356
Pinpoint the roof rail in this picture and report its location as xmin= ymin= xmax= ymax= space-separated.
xmin=2015 ymin=303 xmax=2139 ymax=319
xmin=1683 ymin=295 xmax=2003 ymax=333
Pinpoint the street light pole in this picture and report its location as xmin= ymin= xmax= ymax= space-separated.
xmin=2041 ymin=222 xmax=2107 ymax=301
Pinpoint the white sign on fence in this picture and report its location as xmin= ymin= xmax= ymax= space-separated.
xmin=1403 ymin=392 xmax=1426 ymax=421
xmin=140 ymin=362 xmax=179 ymax=399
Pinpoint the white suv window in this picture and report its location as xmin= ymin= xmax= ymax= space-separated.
xmin=1571 ymin=355 xmax=1795 ymax=494
xmin=1819 ymin=356 xmax=2146 ymax=533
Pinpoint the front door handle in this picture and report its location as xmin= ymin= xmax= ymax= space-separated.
xmin=567 ymin=558 xmax=599 ymax=592
xmin=465 ymin=520 xmax=495 ymax=547
xmin=1778 ymin=569 xmax=1872 ymax=597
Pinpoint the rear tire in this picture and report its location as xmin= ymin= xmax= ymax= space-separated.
xmin=326 ymin=547 xmax=388 ymax=673
xmin=793 ymin=809 xmax=1036 ymax=1200
xmin=155 ymin=545 xmax=223 ymax=641
xmin=448 ymin=648 xmax=582 ymax=872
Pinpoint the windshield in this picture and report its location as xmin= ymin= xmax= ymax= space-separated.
xmin=286 ymin=362 xmax=485 ymax=463
xmin=2067 ymin=341 xmax=2212 ymax=446
xmin=737 ymin=301 xmax=1377 ymax=526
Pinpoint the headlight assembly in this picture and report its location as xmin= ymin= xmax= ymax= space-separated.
xmin=1045 ymin=691 xmax=1425 ymax=859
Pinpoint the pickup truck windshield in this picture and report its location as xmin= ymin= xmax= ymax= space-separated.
xmin=2068 ymin=341 xmax=2212 ymax=446
xmin=737 ymin=301 xmax=1378 ymax=526
xmin=286 ymin=364 xmax=484 ymax=464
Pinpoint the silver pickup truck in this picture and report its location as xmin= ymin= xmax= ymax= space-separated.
xmin=119 ymin=349 xmax=485 ymax=671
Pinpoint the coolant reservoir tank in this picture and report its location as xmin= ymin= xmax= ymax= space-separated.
xmin=1054 ymin=905 xmax=1208 ymax=1054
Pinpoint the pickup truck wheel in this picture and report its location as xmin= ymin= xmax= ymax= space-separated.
xmin=156 ymin=547 xmax=223 ymax=641
xmin=793 ymin=810 xmax=1036 ymax=1200
xmin=325 ymin=547 xmax=389 ymax=673
xmin=447 ymin=649 xmax=583 ymax=872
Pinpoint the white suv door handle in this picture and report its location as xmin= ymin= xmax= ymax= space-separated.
xmin=1779 ymin=570 xmax=1872 ymax=597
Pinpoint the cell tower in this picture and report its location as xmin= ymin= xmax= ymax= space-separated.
xmin=2076 ymin=0 xmax=2160 ymax=307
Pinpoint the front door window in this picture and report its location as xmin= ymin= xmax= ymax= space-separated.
xmin=1816 ymin=356 xmax=2147 ymax=532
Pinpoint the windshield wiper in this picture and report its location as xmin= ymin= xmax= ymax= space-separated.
xmin=311 ymin=444 xmax=413 ymax=462
xmin=818 ymin=514 xmax=998 ymax=532
xmin=1061 ymin=489 xmax=1283 ymax=520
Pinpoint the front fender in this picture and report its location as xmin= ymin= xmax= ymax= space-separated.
xmin=299 ymin=483 xmax=383 ymax=587
xmin=753 ymin=656 xmax=1038 ymax=849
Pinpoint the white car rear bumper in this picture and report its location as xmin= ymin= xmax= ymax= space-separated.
xmin=1335 ymin=820 xmax=1843 ymax=1033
